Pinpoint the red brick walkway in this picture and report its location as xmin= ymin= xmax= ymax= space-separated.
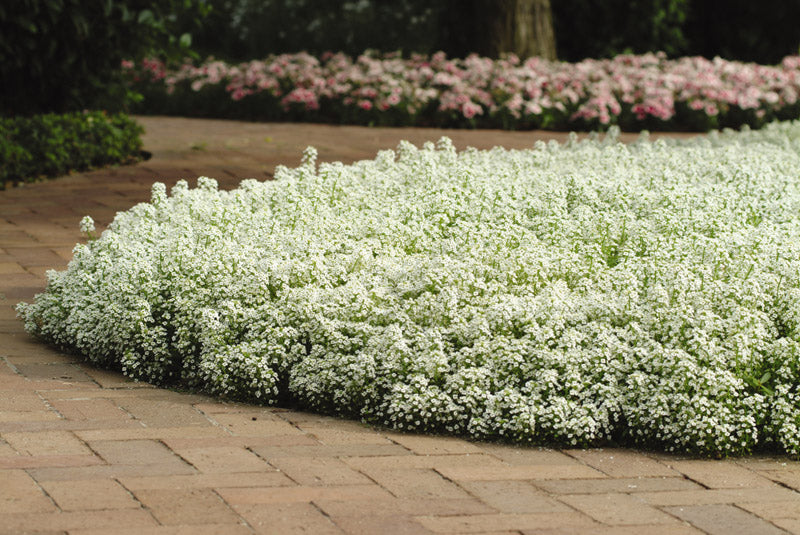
xmin=1 ymin=117 xmax=799 ymax=534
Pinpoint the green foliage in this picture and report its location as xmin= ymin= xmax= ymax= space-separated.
xmin=179 ymin=0 xmax=799 ymax=65
xmin=0 ymin=0 xmax=209 ymax=116
xmin=685 ymin=0 xmax=800 ymax=63
xmin=552 ymin=0 xmax=689 ymax=61
xmin=549 ymin=0 xmax=800 ymax=62
xmin=182 ymin=0 xmax=690 ymax=61
xmin=0 ymin=111 xmax=144 ymax=188
xmin=184 ymin=0 xmax=442 ymax=60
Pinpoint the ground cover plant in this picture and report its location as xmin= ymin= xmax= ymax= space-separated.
xmin=18 ymin=120 xmax=800 ymax=457
xmin=126 ymin=52 xmax=800 ymax=131
xmin=0 ymin=112 xmax=144 ymax=189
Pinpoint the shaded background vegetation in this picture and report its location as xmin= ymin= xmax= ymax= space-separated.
xmin=0 ymin=0 xmax=207 ymax=116
xmin=185 ymin=0 xmax=800 ymax=63
xmin=2 ymin=0 xmax=800 ymax=116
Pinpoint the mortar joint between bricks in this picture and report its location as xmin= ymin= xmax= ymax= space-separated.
xmin=36 ymin=394 xmax=65 ymax=419
xmin=201 ymin=413 xmax=237 ymax=436
xmin=210 ymin=487 xmax=257 ymax=532
xmin=1 ymin=355 xmax=22 ymax=375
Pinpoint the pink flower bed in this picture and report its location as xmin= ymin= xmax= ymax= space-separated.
xmin=125 ymin=51 xmax=800 ymax=131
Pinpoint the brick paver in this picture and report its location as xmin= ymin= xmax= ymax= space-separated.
xmin=415 ymin=511 xmax=599 ymax=533
xmin=0 ymin=469 xmax=57 ymax=514
xmin=216 ymin=484 xmax=393 ymax=505
xmin=233 ymin=502 xmax=343 ymax=535
xmin=565 ymin=449 xmax=680 ymax=478
xmin=133 ymin=488 xmax=242 ymax=525
xmin=0 ymin=509 xmax=158 ymax=532
xmin=39 ymin=479 xmax=140 ymax=511
xmin=665 ymin=459 xmax=778 ymax=488
xmin=664 ymin=504 xmax=789 ymax=535
xmin=267 ymin=457 xmax=374 ymax=486
xmin=455 ymin=480 xmax=571 ymax=514
xmin=1 ymin=117 xmax=799 ymax=534
xmin=174 ymin=445 xmax=274 ymax=474
xmin=558 ymin=493 xmax=680 ymax=525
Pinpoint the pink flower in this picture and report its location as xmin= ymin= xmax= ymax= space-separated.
xmin=126 ymin=51 xmax=800 ymax=130
xmin=231 ymin=88 xmax=249 ymax=101
xmin=462 ymin=101 xmax=482 ymax=119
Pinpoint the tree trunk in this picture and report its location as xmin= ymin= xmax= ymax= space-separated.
xmin=485 ymin=0 xmax=557 ymax=60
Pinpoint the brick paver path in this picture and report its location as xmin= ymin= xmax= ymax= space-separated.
xmin=2 ymin=116 xmax=800 ymax=534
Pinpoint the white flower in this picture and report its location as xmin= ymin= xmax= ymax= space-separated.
xmin=17 ymin=120 xmax=800 ymax=457
xmin=79 ymin=215 xmax=95 ymax=235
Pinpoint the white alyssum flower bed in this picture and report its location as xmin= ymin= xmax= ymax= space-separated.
xmin=18 ymin=122 xmax=800 ymax=456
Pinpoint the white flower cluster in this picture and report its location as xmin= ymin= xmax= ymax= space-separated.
xmin=79 ymin=215 xmax=95 ymax=235
xmin=17 ymin=121 xmax=800 ymax=456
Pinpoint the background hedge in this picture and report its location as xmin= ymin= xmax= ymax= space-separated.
xmin=2 ymin=0 xmax=798 ymax=118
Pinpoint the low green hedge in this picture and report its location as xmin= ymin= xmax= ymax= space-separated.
xmin=0 ymin=112 xmax=144 ymax=189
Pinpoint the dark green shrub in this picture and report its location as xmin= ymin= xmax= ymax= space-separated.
xmin=180 ymin=0 xmax=692 ymax=62
xmin=0 ymin=0 xmax=207 ymax=116
xmin=179 ymin=1 xmax=799 ymax=65
xmin=185 ymin=0 xmax=440 ymax=61
xmin=0 ymin=112 xmax=144 ymax=189
xmin=552 ymin=0 xmax=689 ymax=61
xmin=685 ymin=0 xmax=800 ymax=63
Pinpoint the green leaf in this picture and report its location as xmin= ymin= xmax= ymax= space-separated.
xmin=17 ymin=17 xmax=37 ymax=33
xmin=48 ymin=0 xmax=63 ymax=15
xmin=138 ymin=9 xmax=154 ymax=25
xmin=71 ymin=14 xmax=89 ymax=37
xmin=179 ymin=33 xmax=192 ymax=48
